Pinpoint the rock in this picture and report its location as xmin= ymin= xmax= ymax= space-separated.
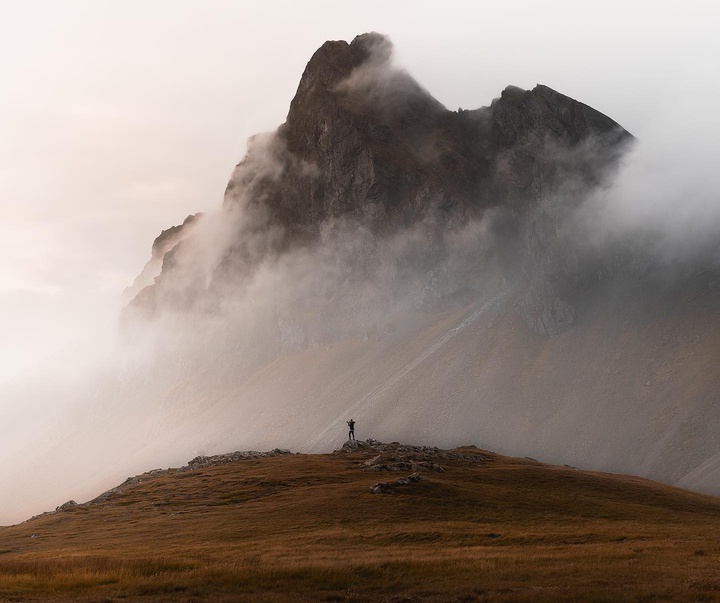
xmin=338 ymin=439 xmax=379 ymax=453
xmin=55 ymin=500 xmax=78 ymax=512
xmin=121 ymin=213 xmax=201 ymax=308
xmin=185 ymin=448 xmax=293 ymax=470
xmin=363 ymin=455 xmax=383 ymax=466
xmin=338 ymin=439 xmax=484 ymax=466
xmin=370 ymin=471 xmax=429 ymax=494
xmin=370 ymin=482 xmax=393 ymax=494
xmin=362 ymin=453 xmax=445 ymax=473
xmin=518 ymin=275 xmax=575 ymax=335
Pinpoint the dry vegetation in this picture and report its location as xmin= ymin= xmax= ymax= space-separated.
xmin=2 ymin=445 xmax=720 ymax=602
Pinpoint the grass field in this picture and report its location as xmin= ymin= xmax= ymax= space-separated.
xmin=1 ymin=443 xmax=720 ymax=601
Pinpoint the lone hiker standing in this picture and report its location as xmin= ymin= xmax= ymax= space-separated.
xmin=347 ymin=419 xmax=356 ymax=441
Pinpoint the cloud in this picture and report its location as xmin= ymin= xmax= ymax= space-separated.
xmin=574 ymin=94 xmax=720 ymax=271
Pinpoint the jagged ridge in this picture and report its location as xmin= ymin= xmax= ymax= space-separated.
xmin=127 ymin=32 xmax=632 ymax=335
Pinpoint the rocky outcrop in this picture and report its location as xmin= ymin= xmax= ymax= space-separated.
xmin=336 ymin=439 xmax=486 ymax=465
xmin=122 ymin=213 xmax=201 ymax=306
xmin=55 ymin=500 xmax=78 ymax=512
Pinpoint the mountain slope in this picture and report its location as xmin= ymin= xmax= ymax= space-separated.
xmin=3 ymin=442 xmax=720 ymax=602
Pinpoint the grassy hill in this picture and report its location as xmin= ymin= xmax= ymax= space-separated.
xmin=2 ymin=441 xmax=720 ymax=602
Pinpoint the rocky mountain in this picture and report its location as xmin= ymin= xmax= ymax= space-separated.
xmin=1 ymin=33 xmax=719 ymax=525
xmin=126 ymin=32 xmax=632 ymax=336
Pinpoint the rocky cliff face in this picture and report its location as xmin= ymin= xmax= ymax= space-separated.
xmin=255 ymin=35 xmax=629 ymax=232
xmin=121 ymin=213 xmax=200 ymax=306
xmin=126 ymin=33 xmax=632 ymax=335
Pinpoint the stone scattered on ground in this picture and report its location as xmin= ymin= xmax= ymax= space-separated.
xmin=84 ymin=449 xmax=293 ymax=506
xmin=338 ymin=439 xmax=487 ymax=494
xmin=90 ymin=469 xmax=172 ymax=504
xmin=370 ymin=472 xmax=429 ymax=494
xmin=363 ymin=454 xmax=445 ymax=473
xmin=55 ymin=500 xmax=78 ymax=512
xmin=186 ymin=448 xmax=293 ymax=470
xmin=338 ymin=438 xmax=485 ymax=471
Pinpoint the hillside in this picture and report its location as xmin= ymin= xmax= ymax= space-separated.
xmin=3 ymin=441 xmax=720 ymax=602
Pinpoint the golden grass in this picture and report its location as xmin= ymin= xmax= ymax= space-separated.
xmin=1 ymin=448 xmax=720 ymax=601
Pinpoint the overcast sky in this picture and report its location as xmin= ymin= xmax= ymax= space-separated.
xmin=0 ymin=0 xmax=718 ymax=380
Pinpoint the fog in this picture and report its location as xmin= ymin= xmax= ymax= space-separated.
xmin=586 ymin=103 xmax=720 ymax=265
xmin=1 ymin=2 xmax=720 ymax=524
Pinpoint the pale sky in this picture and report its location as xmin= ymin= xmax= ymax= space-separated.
xmin=0 ymin=0 xmax=718 ymax=380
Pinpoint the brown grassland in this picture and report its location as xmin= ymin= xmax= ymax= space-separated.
xmin=1 ymin=445 xmax=720 ymax=602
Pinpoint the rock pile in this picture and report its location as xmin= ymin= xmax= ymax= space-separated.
xmin=186 ymin=448 xmax=293 ymax=470
xmin=338 ymin=439 xmax=487 ymax=495
xmin=338 ymin=438 xmax=486 ymax=465
xmin=370 ymin=472 xmax=429 ymax=494
xmin=363 ymin=454 xmax=445 ymax=473
xmin=55 ymin=500 xmax=78 ymax=512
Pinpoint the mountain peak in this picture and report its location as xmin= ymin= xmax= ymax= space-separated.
xmin=489 ymin=83 xmax=630 ymax=150
xmin=289 ymin=32 xmax=392 ymax=106
xmin=283 ymin=32 xmax=443 ymax=154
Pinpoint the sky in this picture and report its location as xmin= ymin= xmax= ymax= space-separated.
xmin=0 ymin=0 xmax=718 ymax=381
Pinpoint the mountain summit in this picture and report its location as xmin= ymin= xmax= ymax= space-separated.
xmin=268 ymin=32 xmax=630 ymax=231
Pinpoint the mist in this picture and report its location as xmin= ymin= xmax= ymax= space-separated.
xmin=2 ymin=3 xmax=720 ymax=525
xmin=2 ymin=99 xmax=716 ymax=527
xmin=583 ymin=108 xmax=720 ymax=268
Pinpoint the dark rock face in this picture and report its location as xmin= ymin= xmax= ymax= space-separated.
xmin=126 ymin=33 xmax=632 ymax=334
xmin=243 ymin=34 xmax=629 ymax=236
xmin=122 ymin=213 xmax=201 ymax=306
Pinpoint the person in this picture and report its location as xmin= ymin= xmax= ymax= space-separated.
xmin=347 ymin=419 xmax=355 ymax=441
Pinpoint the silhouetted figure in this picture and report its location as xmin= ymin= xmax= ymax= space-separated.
xmin=347 ymin=419 xmax=355 ymax=441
